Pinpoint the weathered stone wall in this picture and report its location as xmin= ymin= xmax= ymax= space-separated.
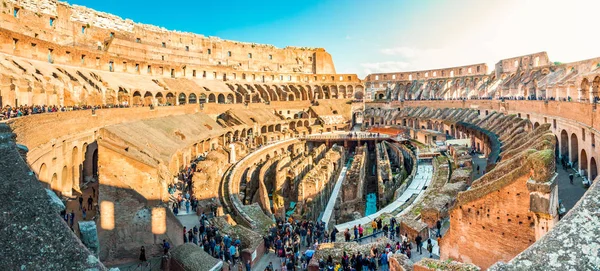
xmin=337 ymin=144 xmax=366 ymax=221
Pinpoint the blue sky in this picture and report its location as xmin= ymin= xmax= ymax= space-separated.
xmin=67 ymin=0 xmax=600 ymax=78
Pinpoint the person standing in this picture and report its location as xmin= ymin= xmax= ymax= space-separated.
xmin=162 ymin=239 xmax=171 ymax=255
xmin=87 ymin=195 xmax=93 ymax=210
xmin=69 ymin=210 xmax=75 ymax=229
xmin=427 ymin=239 xmax=433 ymax=258
xmin=436 ymin=220 xmax=442 ymax=237
xmin=78 ymin=196 xmax=84 ymax=210
xmin=138 ymin=246 xmax=147 ymax=267
xmin=245 ymin=260 xmax=251 ymax=271
xmin=415 ymin=235 xmax=423 ymax=255
xmin=82 ymin=207 xmax=87 ymax=220
xmin=569 ymin=173 xmax=574 ymax=184
xmin=185 ymin=199 xmax=190 ymax=214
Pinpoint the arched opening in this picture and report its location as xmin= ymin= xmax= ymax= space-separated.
xmin=71 ymin=146 xmax=79 ymax=192
xmin=51 ymin=173 xmax=58 ymax=192
xmin=580 ymin=78 xmax=590 ymax=102
xmin=143 ymin=92 xmax=153 ymax=105
xmin=560 ymin=130 xmax=569 ymax=160
xmin=178 ymin=93 xmax=187 ymax=105
xmin=155 ymin=92 xmax=165 ymax=104
xmin=166 ymin=92 xmax=175 ymax=105
xmin=132 ymin=91 xmax=142 ymax=106
xmin=61 ymin=166 xmax=68 ymax=193
xmin=218 ymin=94 xmax=225 ymax=104
xmin=570 ymin=133 xmax=579 ymax=164
xmin=188 ymin=93 xmax=197 ymax=104
xmin=38 ymin=163 xmax=48 ymax=188
xmin=199 ymin=93 xmax=207 ymax=104
xmin=590 ymin=157 xmax=598 ymax=182
xmin=117 ymin=88 xmax=130 ymax=106
xmin=208 ymin=93 xmax=216 ymax=103
xmin=533 ymin=122 xmax=540 ymax=129
xmin=288 ymin=93 xmax=295 ymax=101
xmin=580 ymin=149 xmax=588 ymax=177
xmin=227 ymin=94 xmax=234 ymax=104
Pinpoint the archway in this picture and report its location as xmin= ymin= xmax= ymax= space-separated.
xmin=218 ymin=94 xmax=225 ymax=104
xmin=71 ymin=146 xmax=80 ymax=192
xmin=208 ymin=94 xmax=216 ymax=103
xmin=188 ymin=93 xmax=197 ymax=104
xmin=38 ymin=163 xmax=48 ymax=188
xmin=560 ymin=129 xmax=569 ymax=160
xmin=132 ymin=91 xmax=142 ymax=106
xmin=533 ymin=122 xmax=540 ymax=129
xmin=155 ymin=92 xmax=165 ymax=104
xmin=570 ymin=133 xmax=579 ymax=164
xmin=580 ymin=149 xmax=588 ymax=177
xmin=178 ymin=93 xmax=187 ymax=105
xmin=581 ymin=78 xmax=590 ymax=102
xmin=61 ymin=166 xmax=68 ymax=193
xmin=51 ymin=173 xmax=58 ymax=192
xmin=590 ymin=157 xmax=598 ymax=182
xmin=166 ymin=92 xmax=175 ymax=105
xmin=227 ymin=94 xmax=234 ymax=104
xmin=199 ymin=93 xmax=207 ymax=104
xmin=143 ymin=92 xmax=153 ymax=105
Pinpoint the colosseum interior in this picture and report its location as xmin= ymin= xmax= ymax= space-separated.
xmin=0 ymin=1 xmax=599 ymax=271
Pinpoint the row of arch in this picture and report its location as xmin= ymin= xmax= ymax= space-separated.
xmin=37 ymin=143 xmax=98 ymax=196
xmin=559 ymin=129 xmax=598 ymax=181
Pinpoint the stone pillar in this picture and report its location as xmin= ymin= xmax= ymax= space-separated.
xmin=229 ymin=143 xmax=236 ymax=163
xmin=527 ymin=174 xmax=559 ymax=241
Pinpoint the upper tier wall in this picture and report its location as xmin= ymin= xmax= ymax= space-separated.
xmin=0 ymin=0 xmax=339 ymax=75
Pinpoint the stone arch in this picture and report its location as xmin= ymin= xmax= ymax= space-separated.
xmin=227 ymin=93 xmax=234 ymax=104
xmin=533 ymin=122 xmax=540 ymax=129
xmin=143 ymin=91 xmax=153 ymax=105
xmin=560 ymin=129 xmax=569 ymax=159
xmin=132 ymin=91 xmax=142 ymax=106
xmin=591 ymin=157 xmax=598 ymax=182
xmin=71 ymin=146 xmax=80 ymax=192
xmin=188 ymin=93 xmax=197 ymax=104
xmin=288 ymin=93 xmax=295 ymax=101
xmin=155 ymin=92 xmax=165 ymax=104
xmin=38 ymin=163 xmax=48 ymax=187
xmin=166 ymin=92 xmax=175 ymax=105
xmin=218 ymin=94 xmax=225 ymax=104
xmin=199 ymin=93 xmax=207 ymax=104
xmin=51 ymin=173 xmax=58 ymax=192
xmin=117 ymin=88 xmax=130 ymax=105
xmin=580 ymin=78 xmax=590 ymax=101
xmin=580 ymin=149 xmax=588 ymax=177
xmin=61 ymin=166 xmax=68 ymax=193
xmin=208 ymin=93 xmax=216 ymax=103
xmin=571 ymin=133 xmax=579 ymax=164
xmin=178 ymin=93 xmax=187 ymax=105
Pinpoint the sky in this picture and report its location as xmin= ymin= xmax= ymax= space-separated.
xmin=67 ymin=0 xmax=600 ymax=78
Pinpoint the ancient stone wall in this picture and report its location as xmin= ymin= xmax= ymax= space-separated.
xmin=297 ymin=146 xmax=344 ymax=220
xmin=337 ymin=143 xmax=366 ymax=221
xmin=0 ymin=1 xmax=345 ymax=75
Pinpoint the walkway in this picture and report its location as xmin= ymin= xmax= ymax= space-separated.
xmin=320 ymin=166 xmax=349 ymax=228
xmin=335 ymin=162 xmax=433 ymax=231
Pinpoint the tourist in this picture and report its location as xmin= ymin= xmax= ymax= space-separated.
xmin=162 ymin=239 xmax=170 ymax=255
xmin=379 ymin=249 xmax=389 ymax=271
xmin=330 ymin=227 xmax=338 ymax=242
xmin=415 ymin=234 xmax=423 ymax=255
xmin=358 ymin=224 xmax=364 ymax=238
xmin=371 ymin=220 xmax=377 ymax=234
xmin=230 ymin=244 xmax=237 ymax=266
xmin=436 ymin=220 xmax=442 ymax=237
xmin=353 ymin=225 xmax=359 ymax=240
xmin=569 ymin=173 xmax=574 ymax=184
xmin=138 ymin=246 xmax=147 ymax=267
xmin=183 ymin=227 xmax=188 ymax=243
xmin=82 ymin=207 xmax=87 ymax=220
xmin=78 ymin=195 xmax=84 ymax=210
xmin=69 ymin=210 xmax=75 ymax=229
xmin=185 ymin=199 xmax=190 ymax=214
xmin=87 ymin=195 xmax=93 ymax=211
xmin=427 ymin=239 xmax=433 ymax=258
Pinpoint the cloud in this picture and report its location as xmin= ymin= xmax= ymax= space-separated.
xmin=360 ymin=61 xmax=411 ymax=76
xmin=380 ymin=46 xmax=421 ymax=58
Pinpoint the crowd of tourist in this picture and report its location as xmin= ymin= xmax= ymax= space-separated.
xmin=0 ymin=104 xmax=132 ymax=120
